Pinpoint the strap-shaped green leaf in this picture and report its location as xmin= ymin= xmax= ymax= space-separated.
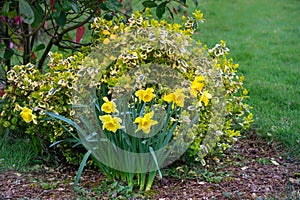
xmin=74 ymin=150 xmax=91 ymax=189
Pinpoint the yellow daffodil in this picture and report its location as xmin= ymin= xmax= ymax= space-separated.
xmin=200 ymin=91 xmax=212 ymax=106
xmin=110 ymin=34 xmax=117 ymax=40
xmin=163 ymin=93 xmax=174 ymax=103
xmin=102 ymin=30 xmax=110 ymax=35
xmin=99 ymin=115 xmax=124 ymax=133
xmin=20 ymin=107 xmax=37 ymax=124
xmin=173 ymin=89 xmax=185 ymax=107
xmin=192 ymin=10 xmax=205 ymax=21
xmin=134 ymin=111 xmax=158 ymax=134
xmin=101 ymin=97 xmax=118 ymax=113
xmin=190 ymin=76 xmax=205 ymax=97
xmin=103 ymin=38 xmax=110 ymax=45
xmin=163 ymin=89 xmax=185 ymax=107
xmin=135 ymin=88 xmax=155 ymax=102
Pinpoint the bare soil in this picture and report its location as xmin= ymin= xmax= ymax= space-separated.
xmin=1 ymin=133 xmax=299 ymax=200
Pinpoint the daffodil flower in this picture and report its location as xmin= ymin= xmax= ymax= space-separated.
xmin=192 ymin=10 xmax=205 ymax=21
xmin=20 ymin=107 xmax=37 ymax=124
xmin=99 ymin=115 xmax=124 ymax=133
xmin=102 ymin=30 xmax=110 ymax=35
xmin=163 ymin=89 xmax=185 ymax=107
xmin=101 ymin=97 xmax=118 ymax=114
xmin=134 ymin=111 xmax=158 ymax=134
xmin=103 ymin=38 xmax=110 ymax=45
xmin=190 ymin=76 xmax=205 ymax=97
xmin=135 ymin=88 xmax=155 ymax=102
xmin=162 ymin=93 xmax=174 ymax=103
xmin=173 ymin=89 xmax=185 ymax=107
xmin=200 ymin=91 xmax=212 ymax=106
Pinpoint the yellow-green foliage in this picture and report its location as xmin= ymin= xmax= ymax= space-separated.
xmin=0 ymin=10 xmax=253 ymax=164
xmin=0 ymin=53 xmax=86 ymax=162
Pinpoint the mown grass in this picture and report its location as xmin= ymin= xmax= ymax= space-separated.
xmin=194 ymin=0 xmax=299 ymax=158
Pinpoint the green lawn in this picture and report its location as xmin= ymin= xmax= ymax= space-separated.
xmin=196 ymin=0 xmax=300 ymax=157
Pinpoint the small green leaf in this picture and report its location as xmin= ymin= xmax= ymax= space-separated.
xmin=62 ymin=0 xmax=71 ymax=11
xmin=31 ymin=4 xmax=44 ymax=28
xmin=104 ymin=1 xmax=122 ymax=11
xmin=103 ymin=13 xmax=113 ymax=21
xmin=34 ymin=44 xmax=46 ymax=52
xmin=99 ymin=3 xmax=109 ymax=11
xmin=179 ymin=0 xmax=187 ymax=5
xmin=55 ymin=11 xmax=66 ymax=27
xmin=4 ymin=49 xmax=14 ymax=60
xmin=156 ymin=2 xmax=167 ymax=19
xmin=142 ymin=1 xmax=158 ymax=8
xmin=52 ymin=1 xmax=62 ymax=19
xmin=0 ymin=44 xmax=5 ymax=50
xmin=69 ymin=1 xmax=79 ymax=12
xmin=34 ymin=3 xmax=44 ymax=16
xmin=61 ymin=0 xmax=78 ymax=12
xmin=2 ymin=1 xmax=11 ymax=17
xmin=109 ymin=0 xmax=122 ymax=8
xmin=19 ymin=0 xmax=35 ymax=24
xmin=8 ymin=10 xmax=18 ymax=18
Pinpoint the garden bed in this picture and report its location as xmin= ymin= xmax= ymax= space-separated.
xmin=1 ymin=132 xmax=299 ymax=199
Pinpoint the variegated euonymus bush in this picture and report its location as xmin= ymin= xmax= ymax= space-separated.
xmin=0 ymin=9 xmax=253 ymax=190
xmin=78 ymin=10 xmax=253 ymax=164
xmin=0 ymin=53 xmax=85 ymax=162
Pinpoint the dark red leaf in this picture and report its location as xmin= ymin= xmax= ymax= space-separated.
xmin=76 ymin=26 xmax=85 ymax=43
xmin=0 ymin=90 xmax=5 ymax=97
xmin=172 ymin=6 xmax=178 ymax=15
xmin=50 ymin=0 xmax=55 ymax=10
xmin=31 ymin=52 xmax=37 ymax=61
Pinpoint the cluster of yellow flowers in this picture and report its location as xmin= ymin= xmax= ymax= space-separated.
xmin=98 ymin=93 xmax=159 ymax=134
xmin=99 ymin=97 xmax=123 ymax=133
xmin=93 ymin=79 xmax=212 ymax=135
xmin=102 ymin=29 xmax=117 ymax=45
xmin=19 ymin=75 xmax=213 ymax=135
xmin=190 ymin=76 xmax=212 ymax=106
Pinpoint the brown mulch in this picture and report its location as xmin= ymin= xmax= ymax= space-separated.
xmin=152 ymin=134 xmax=300 ymax=200
xmin=1 ymin=133 xmax=299 ymax=200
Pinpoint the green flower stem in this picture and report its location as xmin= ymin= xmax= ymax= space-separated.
xmin=139 ymin=173 xmax=146 ymax=191
xmin=145 ymin=171 xmax=157 ymax=191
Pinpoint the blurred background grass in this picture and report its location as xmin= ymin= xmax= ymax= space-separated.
xmin=196 ymin=0 xmax=300 ymax=158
